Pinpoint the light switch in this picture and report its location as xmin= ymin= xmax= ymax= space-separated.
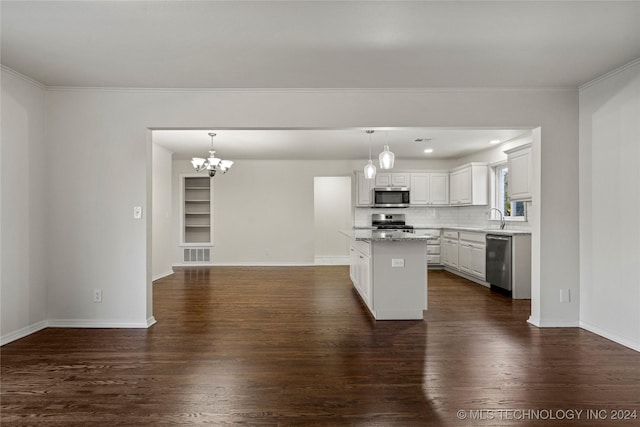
xmin=560 ymin=289 xmax=571 ymax=303
xmin=133 ymin=206 xmax=142 ymax=219
xmin=392 ymin=258 xmax=405 ymax=268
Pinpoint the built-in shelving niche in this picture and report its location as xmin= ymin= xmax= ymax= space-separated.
xmin=182 ymin=176 xmax=212 ymax=245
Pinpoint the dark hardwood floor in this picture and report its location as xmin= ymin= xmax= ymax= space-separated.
xmin=2 ymin=267 xmax=639 ymax=426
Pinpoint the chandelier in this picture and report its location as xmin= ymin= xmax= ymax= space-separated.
xmin=191 ymin=133 xmax=234 ymax=177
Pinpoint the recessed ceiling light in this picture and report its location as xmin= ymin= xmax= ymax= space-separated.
xmin=424 ymin=148 xmax=434 ymax=154
xmin=489 ymin=139 xmax=501 ymax=144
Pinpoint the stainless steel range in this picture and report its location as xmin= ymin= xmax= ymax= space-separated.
xmin=371 ymin=214 xmax=414 ymax=233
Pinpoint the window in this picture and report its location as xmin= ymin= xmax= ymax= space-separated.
xmin=494 ymin=163 xmax=526 ymax=220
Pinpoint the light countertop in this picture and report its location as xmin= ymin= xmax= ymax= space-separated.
xmin=352 ymin=226 xmax=531 ymax=236
xmin=439 ymin=227 xmax=531 ymax=236
xmin=341 ymin=229 xmax=438 ymax=242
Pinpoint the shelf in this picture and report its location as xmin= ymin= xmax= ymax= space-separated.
xmin=183 ymin=176 xmax=212 ymax=244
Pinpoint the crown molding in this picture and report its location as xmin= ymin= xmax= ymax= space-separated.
xmin=1 ymin=65 xmax=577 ymax=94
xmin=44 ymin=85 xmax=577 ymax=94
xmin=1 ymin=65 xmax=47 ymax=90
xmin=579 ymin=57 xmax=640 ymax=92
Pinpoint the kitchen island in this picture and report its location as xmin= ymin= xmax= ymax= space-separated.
xmin=344 ymin=229 xmax=436 ymax=320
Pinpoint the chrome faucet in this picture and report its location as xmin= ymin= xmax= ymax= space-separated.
xmin=489 ymin=208 xmax=506 ymax=230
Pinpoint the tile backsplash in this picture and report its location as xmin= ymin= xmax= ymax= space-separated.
xmin=355 ymin=202 xmax=532 ymax=231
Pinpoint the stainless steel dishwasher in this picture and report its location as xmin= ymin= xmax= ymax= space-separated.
xmin=486 ymin=235 xmax=512 ymax=295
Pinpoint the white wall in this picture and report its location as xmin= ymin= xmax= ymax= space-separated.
xmin=38 ymin=86 xmax=578 ymax=330
xmin=314 ymin=177 xmax=352 ymax=264
xmin=46 ymin=90 xmax=150 ymax=327
xmin=171 ymin=158 xmax=461 ymax=266
xmin=172 ymin=159 xmax=361 ymax=265
xmin=1 ymin=68 xmax=48 ymax=343
xmin=579 ymin=60 xmax=640 ymax=351
xmin=152 ymin=143 xmax=174 ymax=280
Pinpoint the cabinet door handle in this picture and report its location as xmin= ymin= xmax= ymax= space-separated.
xmin=359 ymin=255 xmax=364 ymax=259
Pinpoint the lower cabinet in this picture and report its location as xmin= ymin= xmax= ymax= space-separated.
xmin=459 ymin=242 xmax=486 ymax=281
xmin=470 ymin=245 xmax=486 ymax=280
xmin=416 ymin=229 xmax=442 ymax=267
xmin=350 ymin=241 xmax=372 ymax=310
xmin=442 ymin=231 xmax=459 ymax=269
xmin=459 ymin=241 xmax=472 ymax=274
xmin=444 ymin=230 xmax=487 ymax=284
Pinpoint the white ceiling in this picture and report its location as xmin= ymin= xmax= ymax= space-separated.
xmin=2 ymin=1 xmax=636 ymax=160
xmin=2 ymin=1 xmax=639 ymax=89
xmin=153 ymin=128 xmax=529 ymax=160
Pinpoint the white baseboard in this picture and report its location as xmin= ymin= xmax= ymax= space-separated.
xmin=47 ymin=319 xmax=152 ymax=328
xmin=211 ymin=262 xmax=315 ymax=267
xmin=580 ymin=320 xmax=640 ymax=353
xmin=527 ymin=316 xmax=580 ymax=328
xmin=174 ymin=261 xmax=321 ymax=267
xmin=152 ymin=270 xmax=174 ymax=281
xmin=2 ymin=317 xmax=158 ymax=346
xmin=374 ymin=309 xmax=425 ymax=320
xmin=172 ymin=263 xmax=214 ymax=267
xmin=315 ymin=256 xmax=350 ymax=266
xmin=527 ymin=315 xmax=541 ymax=327
xmin=1 ymin=320 xmax=48 ymax=346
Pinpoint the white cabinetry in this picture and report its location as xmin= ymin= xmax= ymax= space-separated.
xmin=350 ymin=241 xmax=372 ymax=310
xmin=355 ymin=172 xmax=374 ymax=206
xmin=375 ymin=172 xmax=410 ymax=188
xmin=459 ymin=240 xmax=472 ymax=274
xmin=419 ymin=229 xmax=442 ymax=266
xmin=410 ymin=172 xmax=449 ymax=206
xmin=505 ymin=144 xmax=533 ymax=201
xmin=458 ymin=232 xmax=486 ymax=281
xmin=449 ymin=168 xmax=470 ymax=205
xmin=449 ymin=163 xmax=488 ymax=206
xmin=442 ymin=231 xmax=459 ymax=269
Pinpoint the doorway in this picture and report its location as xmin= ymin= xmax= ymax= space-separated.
xmin=313 ymin=176 xmax=352 ymax=265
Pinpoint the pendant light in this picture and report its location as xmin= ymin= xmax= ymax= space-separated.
xmin=363 ymin=130 xmax=376 ymax=179
xmin=379 ymin=131 xmax=395 ymax=169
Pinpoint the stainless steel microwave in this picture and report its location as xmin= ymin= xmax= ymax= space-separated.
xmin=373 ymin=187 xmax=410 ymax=208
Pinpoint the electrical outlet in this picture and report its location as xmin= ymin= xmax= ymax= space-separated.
xmin=560 ymin=289 xmax=570 ymax=303
xmin=93 ymin=289 xmax=102 ymax=303
xmin=133 ymin=206 xmax=142 ymax=219
xmin=392 ymin=258 xmax=405 ymax=268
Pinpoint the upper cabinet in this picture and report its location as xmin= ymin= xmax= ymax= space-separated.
xmin=410 ymin=172 xmax=449 ymax=206
xmin=374 ymin=172 xmax=410 ymax=188
xmin=505 ymin=144 xmax=533 ymax=201
xmin=355 ymin=166 xmax=486 ymax=208
xmin=355 ymin=172 xmax=374 ymax=206
xmin=449 ymin=163 xmax=488 ymax=206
